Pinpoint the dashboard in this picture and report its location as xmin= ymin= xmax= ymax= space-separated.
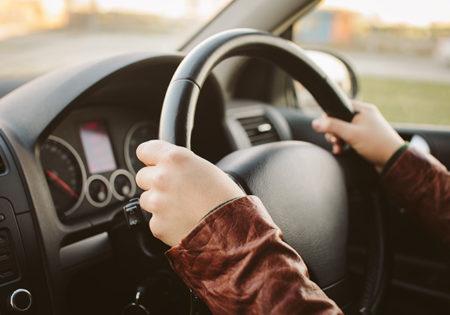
xmin=34 ymin=54 xmax=232 ymax=226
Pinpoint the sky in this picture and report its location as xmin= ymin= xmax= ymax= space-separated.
xmin=323 ymin=0 xmax=450 ymax=27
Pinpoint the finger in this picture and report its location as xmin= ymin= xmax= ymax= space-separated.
xmin=139 ymin=190 xmax=161 ymax=214
xmin=136 ymin=140 xmax=173 ymax=166
xmin=312 ymin=114 xmax=356 ymax=143
xmin=332 ymin=143 xmax=343 ymax=155
xmin=325 ymin=133 xmax=338 ymax=145
xmin=149 ymin=216 xmax=163 ymax=240
xmin=136 ymin=166 xmax=170 ymax=191
xmin=135 ymin=166 xmax=157 ymax=191
xmin=324 ymin=133 xmax=344 ymax=154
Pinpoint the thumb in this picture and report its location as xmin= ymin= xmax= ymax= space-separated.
xmin=312 ymin=114 xmax=356 ymax=143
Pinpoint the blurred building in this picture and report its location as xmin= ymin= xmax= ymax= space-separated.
xmin=294 ymin=9 xmax=361 ymax=45
xmin=294 ymin=7 xmax=450 ymax=57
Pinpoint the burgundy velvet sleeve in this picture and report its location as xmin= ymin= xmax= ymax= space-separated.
xmin=381 ymin=147 xmax=450 ymax=247
xmin=166 ymin=196 xmax=342 ymax=315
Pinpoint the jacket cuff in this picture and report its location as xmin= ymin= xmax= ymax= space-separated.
xmin=200 ymin=197 xmax=241 ymax=221
xmin=380 ymin=142 xmax=409 ymax=176
xmin=381 ymin=146 xmax=447 ymax=206
xmin=165 ymin=195 xmax=276 ymax=265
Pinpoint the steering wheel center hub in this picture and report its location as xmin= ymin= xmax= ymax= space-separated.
xmin=217 ymin=141 xmax=348 ymax=287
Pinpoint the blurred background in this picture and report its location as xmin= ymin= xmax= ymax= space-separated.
xmin=294 ymin=0 xmax=450 ymax=125
xmin=0 ymin=0 xmax=231 ymax=77
xmin=0 ymin=0 xmax=449 ymax=125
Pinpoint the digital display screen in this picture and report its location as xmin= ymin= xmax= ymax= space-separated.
xmin=79 ymin=121 xmax=117 ymax=174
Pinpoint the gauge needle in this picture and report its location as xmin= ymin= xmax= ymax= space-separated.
xmin=45 ymin=170 xmax=79 ymax=199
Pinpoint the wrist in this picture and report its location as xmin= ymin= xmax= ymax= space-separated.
xmin=373 ymin=135 xmax=405 ymax=172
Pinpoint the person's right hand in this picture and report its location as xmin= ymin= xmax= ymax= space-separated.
xmin=312 ymin=101 xmax=405 ymax=172
xmin=135 ymin=140 xmax=245 ymax=247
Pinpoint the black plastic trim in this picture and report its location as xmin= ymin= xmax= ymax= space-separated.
xmin=160 ymin=29 xmax=355 ymax=148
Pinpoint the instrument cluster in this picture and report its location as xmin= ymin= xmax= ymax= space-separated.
xmin=40 ymin=115 xmax=158 ymax=221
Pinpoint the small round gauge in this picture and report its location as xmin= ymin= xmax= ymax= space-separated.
xmin=125 ymin=122 xmax=158 ymax=174
xmin=40 ymin=136 xmax=86 ymax=216
xmin=86 ymin=175 xmax=111 ymax=207
xmin=111 ymin=170 xmax=136 ymax=200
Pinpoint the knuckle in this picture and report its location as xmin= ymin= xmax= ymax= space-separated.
xmin=322 ymin=118 xmax=333 ymax=130
xmin=164 ymin=148 xmax=188 ymax=165
xmin=365 ymin=103 xmax=377 ymax=111
xmin=360 ymin=103 xmax=378 ymax=113
xmin=153 ymin=170 xmax=169 ymax=188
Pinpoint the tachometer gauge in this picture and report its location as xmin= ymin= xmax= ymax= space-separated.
xmin=40 ymin=136 xmax=86 ymax=216
xmin=125 ymin=122 xmax=158 ymax=174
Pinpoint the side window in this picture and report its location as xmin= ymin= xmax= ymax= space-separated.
xmin=292 ymin=0 xmax=450 ymax=126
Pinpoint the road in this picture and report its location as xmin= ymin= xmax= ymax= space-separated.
xmin=341 ymin=51 xmax=450 ymax=84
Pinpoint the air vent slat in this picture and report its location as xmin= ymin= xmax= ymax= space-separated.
xmin=237 ymin=114 xmax=279 ymax=146
xmin=0 ymin=154 xmax=6 ymax=175
xmin=250 ymin=133 xmax=278 ymax=143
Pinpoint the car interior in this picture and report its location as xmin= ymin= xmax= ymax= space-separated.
xmin=0 ymin=0 xmax=449 ymax=314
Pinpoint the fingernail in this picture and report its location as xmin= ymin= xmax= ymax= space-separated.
xmin=330 ymin=135 xmax=337 ymax=144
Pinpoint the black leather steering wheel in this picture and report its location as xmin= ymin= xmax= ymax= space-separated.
xmin=159 ymin=29 xmax=386 ymax=314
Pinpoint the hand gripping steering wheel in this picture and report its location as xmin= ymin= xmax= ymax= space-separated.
xmin=159 ymin=29 xmax=387 ymax=315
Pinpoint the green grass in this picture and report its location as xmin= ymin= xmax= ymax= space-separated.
xmin=359 ymin=76 xmax=450 ymax=126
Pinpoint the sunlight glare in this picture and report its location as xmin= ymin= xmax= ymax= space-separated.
xmin=323 ymin=0 xmax=450 ymax=26
xmin=96 ymin=0 xmax=187 ymax=18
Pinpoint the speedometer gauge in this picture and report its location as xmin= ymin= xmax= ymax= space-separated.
xmin=125 ymin=122 xmax=158 ymax=174
xmin=40 ymin=136 xmax=86 ymax=216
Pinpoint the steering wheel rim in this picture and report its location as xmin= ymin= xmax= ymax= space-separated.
xmin=159 ymin=29 xmax=386 ymax=314
xmin=160 ymin=28 xmax=354 ymax=149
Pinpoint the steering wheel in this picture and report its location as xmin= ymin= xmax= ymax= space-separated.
xmin=159 ymin=29 xmax=387 ymax=314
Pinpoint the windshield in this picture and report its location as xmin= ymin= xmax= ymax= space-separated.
xmin=0 ymin=0 xmax=232 ymax=78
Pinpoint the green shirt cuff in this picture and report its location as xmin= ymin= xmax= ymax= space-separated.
xmin=201 ymin=197 xmax=241 ymax=221
xmin=381 ymin=142 xmax=409 ymax=176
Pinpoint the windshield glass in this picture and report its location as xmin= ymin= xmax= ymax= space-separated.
xmin=0 ymin=0 xmax=232 ymax=78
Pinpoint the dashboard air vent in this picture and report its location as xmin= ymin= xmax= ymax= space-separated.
xmin=0 ymin=154 xmax=6 ymax=175
xmin=237 ymin=115 xmax=279 ymax=146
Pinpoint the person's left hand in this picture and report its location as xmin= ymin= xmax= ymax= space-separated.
xmin=135 ymin=140 xmax=245 ymax=247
